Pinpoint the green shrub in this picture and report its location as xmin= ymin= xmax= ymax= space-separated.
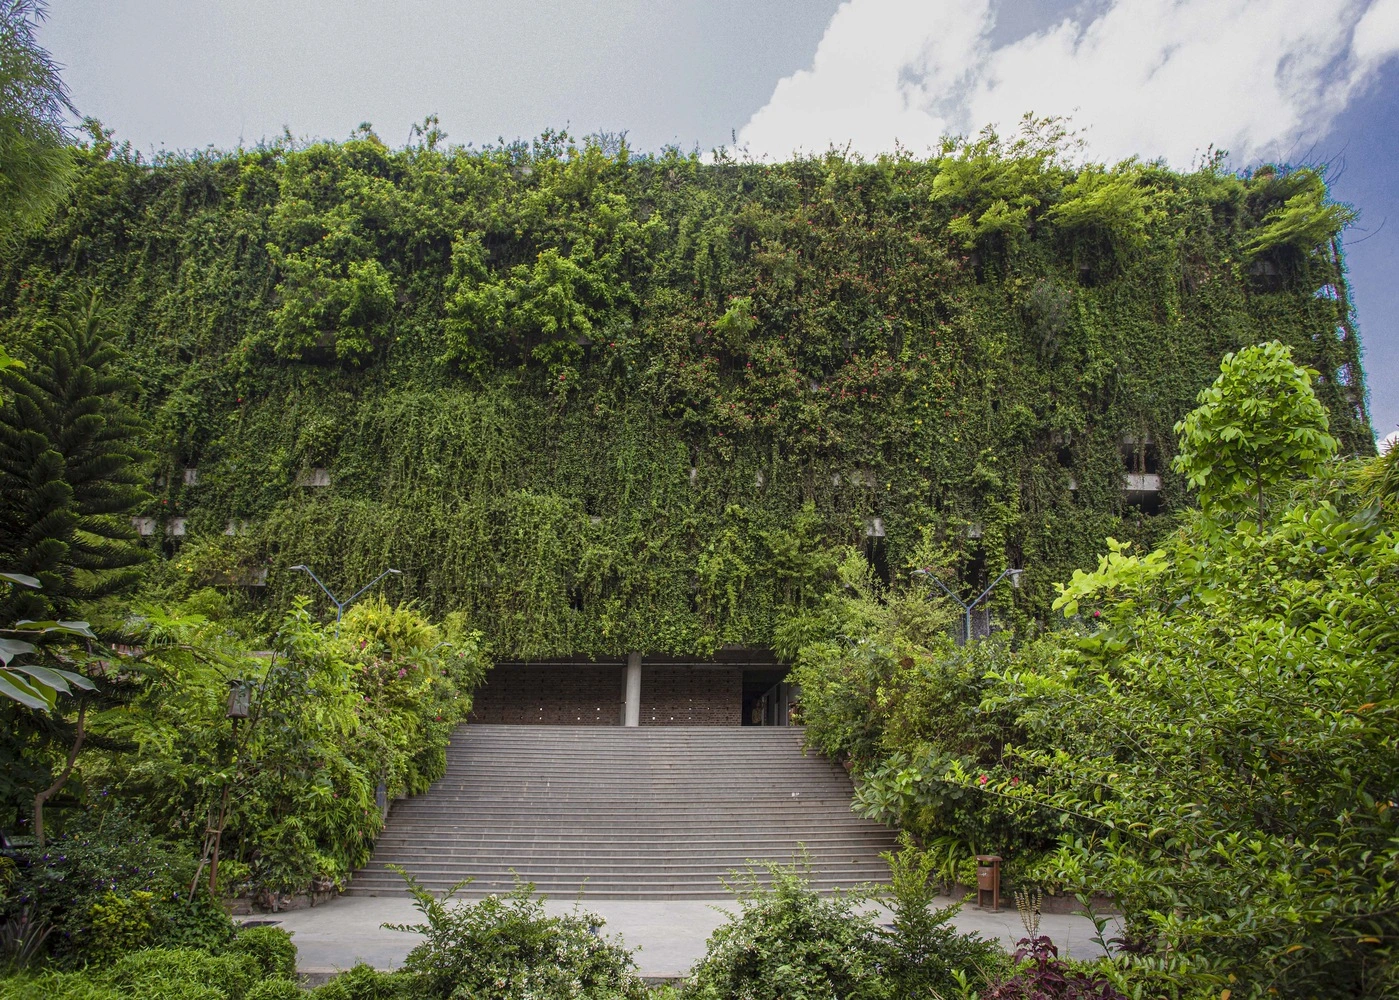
xmin=685 ymin=854 xmax=1005 ymax=1000
xmin=4 ymin=813 xmax=203 ymax=964
xmin=788 ymin=555 xmax=1059 ymax=867
xmin=104 ymin=947 xmax=259 ymax=1000
xmin=246 ymin=980 xmax=304 ymax=1000
xmin=686 ymin=862 xmax=890 ymax=1000
xmin=0 ymin=970 xmax=121 ymax=1000
xmin=83 ymin=892 xmax=156 ymax=967
xmin=94 ymin=600 xmax=487 ymax=901
xmin=68 ymin=885 xmax=234 ymax=968
xmin=157 ymin=891 xmax=236 ymax=954
xmin=967 ymin=367 xmax=1399 ymax=995
xmin=389 ymin=870 xmax=647 ymax=999
xmin=880 ymin=835 xmax=1009 ymax=994
xmin=308 ymin=964 xmax=410 ymax=1000
xmin=228 ymin=925 xmax=297 ymax=980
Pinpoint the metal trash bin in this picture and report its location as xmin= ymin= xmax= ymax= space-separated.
xmin=976 ymin=854 xmax=1003 ymax=911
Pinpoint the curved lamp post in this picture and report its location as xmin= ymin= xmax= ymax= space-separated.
xmin=912 ymin=566 xmax=1023 ymax=645
xmin=288 ymin=564 xmax=402 ymax=636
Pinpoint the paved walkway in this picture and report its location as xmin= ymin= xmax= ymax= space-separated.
xmin=268 ymin=893 xmax=1119 ymax=980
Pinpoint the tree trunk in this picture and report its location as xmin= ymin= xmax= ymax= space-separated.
xmin=33 ymin=699 xmax=87 ymax=848
xmin=207 ymin=783 xmax=231 ymax=896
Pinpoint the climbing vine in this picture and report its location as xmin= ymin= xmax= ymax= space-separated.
xmin=0 ymin=123 xmax=1370 ymax=657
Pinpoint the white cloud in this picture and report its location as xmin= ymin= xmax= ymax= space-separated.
xmin=738 ymin=0 xmax=1399 ymax=167
xmin=1354 ymin=0 xmax=1399 ymax=62
xmin=738 ymin=0 xmax=991 ymax=158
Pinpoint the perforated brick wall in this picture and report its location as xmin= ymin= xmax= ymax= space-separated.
xmin=469 ymin=665 xmax=625 ymax=725
xmin=641 ymin=667 xmax=742 ymax=726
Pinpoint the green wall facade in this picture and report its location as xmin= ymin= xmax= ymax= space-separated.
xmin=0 ymin=128 xmax=1371 ymax=656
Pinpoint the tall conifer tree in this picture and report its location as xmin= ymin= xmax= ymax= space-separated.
xmin=0 ymin=296 xmax=148 ymax=617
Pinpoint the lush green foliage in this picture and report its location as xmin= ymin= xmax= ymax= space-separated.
xmin=0 ymin=347 xmax=20 ymax=401
xmin=0 ymin=105 xmax=1382 ymax=990
xmin=1242 ymin=167 xmax=1358 ymax=259
xmin=82 ymin=598 xmax=486 ymax=895
xmin=0 ymin=946 xmax=260 ymax=1000
xmin=0 ymin=928 xmax=295 ymax=997
xmin=0 ymin=317 xmax=487 ymax=953
xmin=226 ymin=925 xmax=297 ymax=980
xmin=1172 ymin=340 xmax=1338 ymax=528
xmin=794 ymin=344 xmax=1398 ymax=995
xmin=685 ymin=854 xmax=1003 ymax=1000
xmin=0 ymin=899 xmax=644 ymax=1000
xmin=0 ymin=297 xmax=148 ymax=620
xmin=387 ymin=870 xmax=649 ymax=1000
xmin=986 ymin=486 xmax=1399 ymax=996
xmin=0 ymin=126 xmax=1369 ymax=656
xmin=0 ymin=2 xmax=74 ymax=239
xmin=0 ymin=580 xmax=97 ymax=712
xmin=880 ymin=834 xmax=1012 ymax=995
xmin=1 ymin=812 xmax=232 ymax=965
xmin=686 ymin=866 xmax=888 ymax=1000
xmin=0 ymin=591 xmax=486 ymax=971
xmin=786 ymin=551 xmax=1060 ymax=889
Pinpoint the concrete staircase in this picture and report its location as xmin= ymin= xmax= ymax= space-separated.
xmin=344 ymin=725 xmax=898 ymax=899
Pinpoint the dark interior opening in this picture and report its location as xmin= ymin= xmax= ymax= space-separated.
xmin=1120 ymin=438 xmax=1160 ymax=474
xmin=865 ymin=536 xmax=890 ymax=587
xmin=742 ymin=668 xmax=792 ymax=726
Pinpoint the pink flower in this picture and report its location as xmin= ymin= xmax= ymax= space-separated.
xmin=978 ymin=774 xmax=988 ymax=786
xmin=396 ymin=668 xmax=407 ymax=679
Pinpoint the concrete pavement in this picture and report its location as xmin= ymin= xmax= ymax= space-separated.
xmin=265 ymin=891 xmax=1119 ymax=980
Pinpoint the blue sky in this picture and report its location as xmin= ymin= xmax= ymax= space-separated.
xmin=39 ymin=0 xmax=1399 ymax=442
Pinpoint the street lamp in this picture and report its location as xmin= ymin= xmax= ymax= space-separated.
xmin=288 ymin=564 xmax=402 ymax=636
xmin=912 ymin=566 xmax=1023 ymax=645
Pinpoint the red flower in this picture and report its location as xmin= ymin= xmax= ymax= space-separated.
xmin=978 ymin=774 xmax=988 ymax=786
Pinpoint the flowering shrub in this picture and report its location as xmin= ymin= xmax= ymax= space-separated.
xmin=2 ymin=811 xmax=233 ymax=966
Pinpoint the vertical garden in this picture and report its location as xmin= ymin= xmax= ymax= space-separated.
xmin=0 ymin=123 xmax=1371 ymax=656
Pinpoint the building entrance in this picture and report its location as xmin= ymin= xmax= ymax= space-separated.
xmin=467 ymin=650 xmax=793 ymax=727
xmin=742 ymin=667 xmax=796 ymax=726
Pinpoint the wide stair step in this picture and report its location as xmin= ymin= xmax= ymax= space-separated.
xmin=345 ymin=725 xmax=896 ymax=899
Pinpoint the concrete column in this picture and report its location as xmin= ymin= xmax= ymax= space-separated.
xmin=624 ymin=652 xmax=642 ymax=727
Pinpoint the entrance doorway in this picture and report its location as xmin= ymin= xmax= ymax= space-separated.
xmin=742 ymin=668 xmax=796 ymax=726
xmin=467 ymin=651 xmax=795 ymax=726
